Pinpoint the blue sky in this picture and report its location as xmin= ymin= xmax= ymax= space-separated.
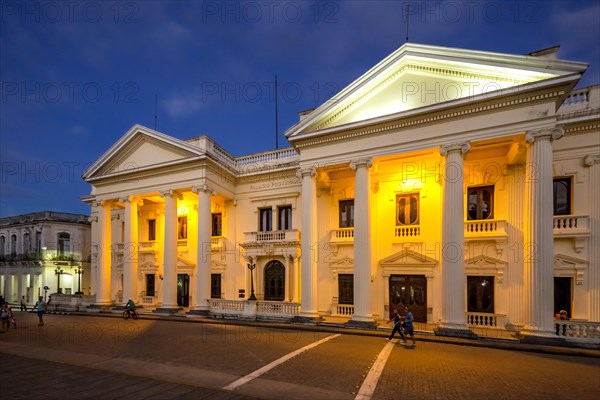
xmin=1 ymin=0 xmax=599 ymax=217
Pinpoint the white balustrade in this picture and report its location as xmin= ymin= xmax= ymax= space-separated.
xmin=329 ymin=228 xmax=354 ymax=242
xmin=244 ymin=230 xmax=300 ymax=243
xmin=553 ymin=215 xmax=590 ymax=233
xmin=555 ymin=320 xmax=600 ymax=340
xmin=466 ymin=312 xmax=499 ymax=327
xmin=395 ymin=226 xmax=420 ymax=238
xmin=464 ymin=220 xmax=507 ymax=237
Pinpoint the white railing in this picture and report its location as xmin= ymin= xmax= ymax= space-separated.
xmin=562 ymin=88 xmax=589 ymax=106
xmin=257 ymin=301 xmax=300 ymax=317
xmin=209 ymin=299 xmax=300 ymax=320
xmin=553 ymin=215 xmax=590 ymax=233
xmin=211 ymin=236 xmax=224 ymax=250
xmin=395 ymin=226 xmax=420 ymax=238
xmin=555 ymin=320 xmax=600 ymax=340
xmin=244 ymin=230 xmax=300 ymax=243
xmin=141 ymin=295 xmax=155 ymax=305
xmin=177 ymin=239 xmax=187 ymax=247
xmin=466 ymin=312 xmax=499 ymax=327
xmin=464 ymin=220 xmax=507 ymax=236
xmin=138 ymin=241 xmax=157 ymax=252
xmin=330 ymin=228 xmax=354 ymax=242
xmin=209 ymin=299 xmax=245 ymax=313
xmin=236 ymin=147 xmax=299 ymax=166
xmin=336 ymin=304 xmax=354 ymax=316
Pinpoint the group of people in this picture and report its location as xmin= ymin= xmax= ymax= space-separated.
xmin=388 ymin=306 xmax=416 ymax=346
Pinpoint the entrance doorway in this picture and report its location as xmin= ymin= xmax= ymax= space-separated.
xmin=177 ymin=274 xmax=190 ymax=307
xmin=554 ymin=277 xmax=572 ymax=317
xmin=389 ymin=275 xmax=427 ymax=322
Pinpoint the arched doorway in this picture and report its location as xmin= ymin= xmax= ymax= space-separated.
xmin=264 ymin=260 xmax=285 ymax=301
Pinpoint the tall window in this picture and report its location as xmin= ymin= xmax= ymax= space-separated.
xmin=23 ymin=232 xmax=31 ymax=254
xmin=264 ymin=260 xmax=285 ymax=301
xmin=339 ymin=200 xmax=354 ymax=228
xmin=396 ymin=193 xmax=419 ymax=225
xmin=212 ymin=213 xmax=222 ymax=236
xmin=259 ymin=208 xmax=272 ymax=231
xmin=145 ymin=274 xmax=155 ymax=297
xmin=338 ymin=274 xmax=354 ymax=305
xmin=56 ymin=232 xmax=71 ymax=257
xmin=553 ymin=177 xmax=572 ymax=216
xmin=57 ymin=232 xmax=71 ymax=257
xmin=0 ymin=236 xmax=5 ymax=258
xmin=148 ymin=219 xmax=156 ymax=241
xmin=467 ymin=186 xmax=494 ymax=220
xmin=178 ymin=216 xmax=188 ymax=239
xmin=278 ymin=206 xmax=292 ymax=230
xmin=211 ymin=274 xmax=222 ymax=298
xmin=467 ymin=276 xmax=494 ymax=313
xmin=35 ymin=231 xmax=42 ymax=258
xmin=11 ymin=234 xmax=17 ymax=257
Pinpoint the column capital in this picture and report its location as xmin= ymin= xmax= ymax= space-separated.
xmin=349 ymin=158 xmax=373 ymax=170
xmin=192 ymin=184 xmax=216 ymax=195
xmin=440 ymin=142 xmax=470 ymax=157
xmin=92 ymin=199 xmax=114 ymax=208
xmin=88 ymin=216 xmax=98 ymax=223
xmin=525 ymin=126 xmax=564 ymax=143
xmin=119 ymin=195 xmax=144 ymax=206
xmin=584 ymin=153 xmax=600 ymax=167
xmin=296 ymin=166 xmax=316 ymax=178
xmin=159 ymin=189 xmax=183 ymax=200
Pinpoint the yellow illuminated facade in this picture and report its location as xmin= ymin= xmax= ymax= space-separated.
xmin=83 ymin=44 xmax=599 ymax=341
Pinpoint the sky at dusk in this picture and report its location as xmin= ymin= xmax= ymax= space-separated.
xmin=1 ymin=0 xmax=599 ymax=218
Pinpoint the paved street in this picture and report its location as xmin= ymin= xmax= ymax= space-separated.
xmin=1 ymin=312 xmax=599 ymax=399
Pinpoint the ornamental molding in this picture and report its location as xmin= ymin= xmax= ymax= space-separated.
xmin=553 ymin=253 xmax=588 ymax=285
xmin=159 ymin=189 xmax=183 ymax=200
xmin=296 ymin=166 xmax=316 ymax=178
xmin=296 ymin=90 xmax=565 ymax=149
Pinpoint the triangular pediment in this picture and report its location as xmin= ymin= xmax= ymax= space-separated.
xmin=380 ymin=249 xmax=437 ymax=267
xmin=286 ymin=43 xmax=587 ymax=139
xmin=554 ymin=254 xmax=588 ymax=266
xmin=465 ymin=255 xmax=507 ymax=266
xmin=177 ymin=256 xmax=195 ymax=268
xmin=83 ymin=125 xmax=205 ymax=181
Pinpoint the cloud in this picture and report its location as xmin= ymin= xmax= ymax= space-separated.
xmin=163 ymin=93 xmax=205 ymax=118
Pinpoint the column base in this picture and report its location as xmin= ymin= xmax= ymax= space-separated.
xmin=434 ymin=323 xmax=478 ymax=339
xmin=86 ymin=304 xmax=113 ymax=312
xmin=518 ymin=332 xmax=568 ymax=346
xmin=292 ymin=315 xmax=322 ymax=324
xmin=187 ymin=308 xmax=210 ymax=316
xmin=345 ymin=319 xmax=378 ymax=329
xmin=153 ymin=307 xmax=183 ymax=315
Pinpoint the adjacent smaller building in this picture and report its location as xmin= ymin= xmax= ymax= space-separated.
xmin=0 ymin=211 xmax=91 ymax=305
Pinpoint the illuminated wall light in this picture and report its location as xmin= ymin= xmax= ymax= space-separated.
xmin=177 ymin=206 xmax=189 ymax=216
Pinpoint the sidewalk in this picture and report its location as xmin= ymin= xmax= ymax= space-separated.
xmin=34 ymin=309 xmax=600 ymax=358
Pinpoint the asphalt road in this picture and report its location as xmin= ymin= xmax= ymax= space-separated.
xmin=1 ymin=312 xmax=599 ymax=399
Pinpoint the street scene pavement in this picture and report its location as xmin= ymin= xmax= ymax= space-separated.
xmin=1 ymin=311 xmax=599 ymax=399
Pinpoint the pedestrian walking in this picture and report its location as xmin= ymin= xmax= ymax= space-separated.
xmin=7 ymin=304 xmax=16 ymax=329
xmin=1 ymin=303 xmax=10 ymax=332
xmin=33 ymin=296 xmax=47 ymax=326
xmin=387 ymin=309 xmax=406 ymax=342
xmin=402 ymin=306 xmax=416 ymax=346
xmin=20 ymin=296 xmax=27 ymax=312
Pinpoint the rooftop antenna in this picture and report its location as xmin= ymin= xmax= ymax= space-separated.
xmin=405 ymin=3 xmax=410 ymax=43
xmin=275 ymin=75 xmax=279 ymax=150
xmin=154 ymin=94 xmax=158 ymax=130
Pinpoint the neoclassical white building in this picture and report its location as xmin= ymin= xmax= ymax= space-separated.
xmin=0 ymin=211 xmax=91 ymax=305
xmin=82 ymin=44 xmax=599 ymax=340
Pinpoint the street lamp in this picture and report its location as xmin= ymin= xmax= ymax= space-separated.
xmin=54 ymin=266 xmax=64 ymax=294
xmin=247 ymin=257 xmax=257 ymax=301
xmin=74 ymin=265 xmax=84 ymax=294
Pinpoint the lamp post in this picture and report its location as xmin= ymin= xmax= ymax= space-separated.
xmin=54 ymin=266 xmax=63 ymax=294
xmin=247 ymin=257 xmax=257 ymax=301
xmin=74 ymin=265 xmax=84 ymax=294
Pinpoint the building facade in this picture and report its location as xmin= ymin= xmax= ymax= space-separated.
xmin=82 ymin=44 xmax=599 ymax=339
xmin=0 ymin=211 xmax=91 ymax=305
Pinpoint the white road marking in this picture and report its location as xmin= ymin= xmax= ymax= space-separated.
xmin=223 ymin=333 xmax=342 ymax=391
xmin=354 ymin=340 xmax=396 ymax=400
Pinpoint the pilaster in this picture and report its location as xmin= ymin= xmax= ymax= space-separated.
xmin=189 ymin=184 xmax=212 ymax=315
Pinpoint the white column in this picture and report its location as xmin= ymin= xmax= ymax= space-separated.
xmin=121 ymin=196 xmax=140 ymax=304
xmin=94 ymin=201 xmax=112 ymax=306
xmin=522 ymin=127 xmax=564 ymax=336
xmin=191 ymin=185 xmax=212 ymax=314
xmin=507 ymin=164 xmax=526 ymax=327
xmin=350 ymin=158 xmax=375 ymax=324
xmin=160 ymin=190 xmax=180 ymax=309
xmin=284 ymin=255 xmax=292 ymax=302
xmin=298 ymin=167 xmax=319 ymax=318
xmin=439 ymin=142 xmax=470 ymax=332
xmin=6 ymin=274 xmax=14 ymax=303
xmin=585 ymin=154 xmax=600 ymax=321
xmin=17 ymin=273 xmax=24 ymax=305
